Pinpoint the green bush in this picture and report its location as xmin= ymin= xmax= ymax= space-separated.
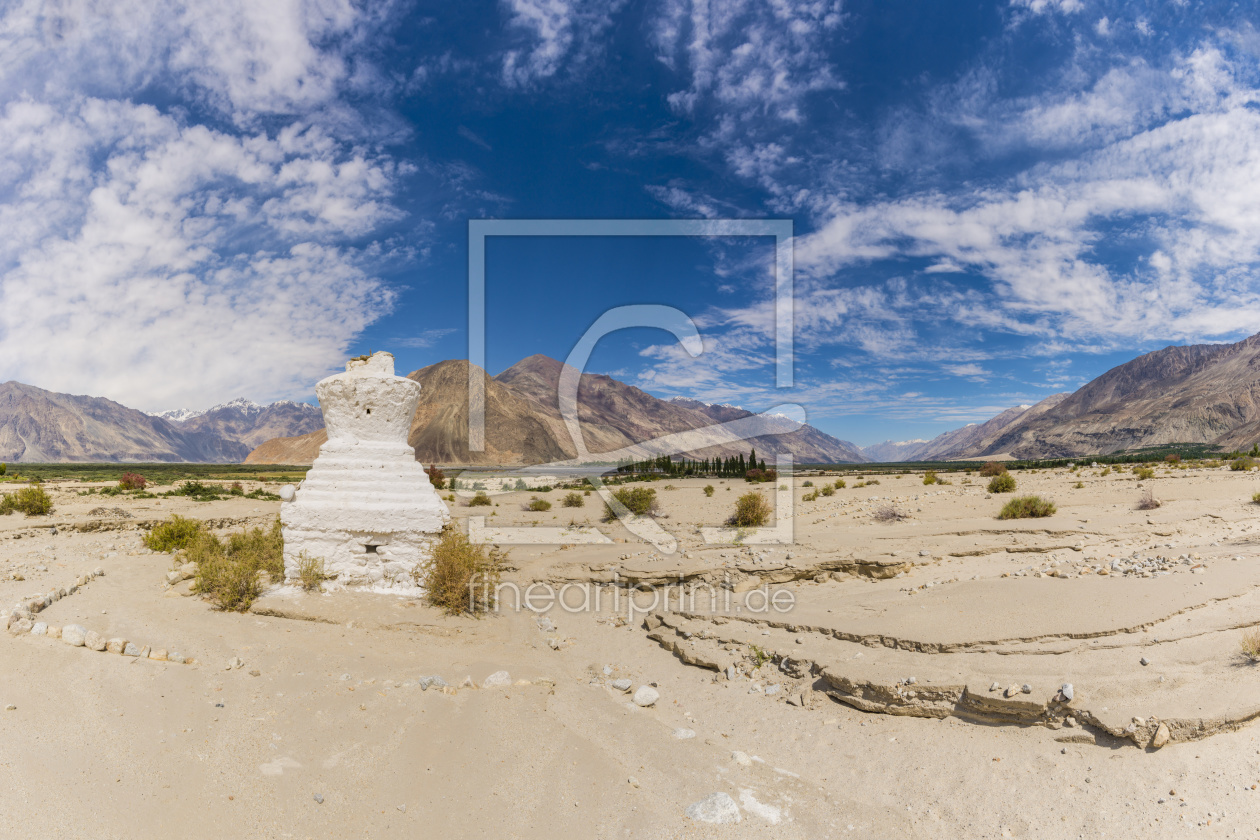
xmin=802 ymin=480 xmax=813 ymax=487
xmin=729 ymin=491 xmax=770 ymax=527
xmin=997 ymin=495 xmax=1056 ymax=520
xmin=0 ymin=485 xmax=53 ymax=516
xmin=143 ymin=514 xmax=205 ymax=552
xmin=0 ymin=463 xmax=5 ymax=476
xmin=820 ymin=485 xmax=835 ymax=496
xmin=988 ymin=473 xmax=1016 ymax=493
xmin=191 ymin=519 xmax=285 ymax=611
xmin=562 ymin=491 xmax=584 ymax=507
xmin=703 ymin=485 xmax=715 ymax=497
xmin=415 ymin=527 xmax=506 ymax=615
xmin=1251 ymin=491 xmax=1260 ymax=505
xmin=1230 ymin=458 xmax=1254 ymax=472
xmin=602 ymin=487 xmax=658 ymax=521
xmin=296 ymin=552 xmax=326 ymax=592
xmin=1134 ymin=466 xmax=1155 ymax=480
xmin=527 ymin=497 xmax=552 ymax=511
xmin=802 ymin=490 xmax=818 ymax=501
xmin=923 ymin=470 xmax=938 ymax=485
xmin=467 ymin=491 xmax=492 ymax=506
xmin=833 ymin=479 xmax=846 ymax=489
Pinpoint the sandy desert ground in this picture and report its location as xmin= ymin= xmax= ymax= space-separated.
xmin=3 ymin=464 xmax=1260 ymax=838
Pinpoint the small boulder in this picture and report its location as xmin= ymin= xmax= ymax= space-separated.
xmin=611 ymin=678 xmax=632 ymax=692
xmin=150 ymin=649 xmax=168 ymax=661
xmin=105 ymin=638 xmax=128 ymax=654
xmin=122 ymin=643 xmax=141 ymax=657
xmin=84 ymin=630 xmax=107 ymax=652
xmin=61 ymin=624 xmax=87 ymax=646
xmin=1151 ymin=722 xmax=1171 ymax=749
xmin=632 ymin=685 xmax=659 ymax=707
xmin=1060 ymin=683 xmax=1074 ymax=702
xmin=482 ymin=670 xmax=511 ymax=688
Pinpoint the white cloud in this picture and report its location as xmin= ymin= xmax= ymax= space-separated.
xmin=500 ymin=0 xmax=624 ymax=88
xmin=0 ymin=97 xmax=400 ymax=410
xmin=1011 ymin=0 xmax=1084 ymax=15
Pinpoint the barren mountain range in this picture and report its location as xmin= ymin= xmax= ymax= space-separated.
xmin=246 ymin=355 xmax=868 ymax=466
xmin=0 ymin=385 xmax=320 ymax=463
xmin=862 ymin=332 xmax=1260 ymax=461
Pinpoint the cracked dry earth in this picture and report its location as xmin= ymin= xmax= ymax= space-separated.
xmin=4 ymin=467 xmax=1260 ymax=837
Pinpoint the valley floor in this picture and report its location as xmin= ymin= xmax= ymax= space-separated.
xmin=1 ymin=464 xmax=1260 ymax=838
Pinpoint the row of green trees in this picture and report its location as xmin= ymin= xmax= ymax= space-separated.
xmin=615 ymin=449 xmax=768 ymax=478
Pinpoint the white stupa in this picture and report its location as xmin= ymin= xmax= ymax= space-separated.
xmin=280 ymin=351 xmax=450 ymax=589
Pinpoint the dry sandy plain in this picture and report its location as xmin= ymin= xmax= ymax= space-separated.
xmin=3 ymin=465 xmax=1260 ymax=838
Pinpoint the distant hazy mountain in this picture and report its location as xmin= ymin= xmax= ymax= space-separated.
xmin=0 ymin=382 xmax=248 ymax=462
xmin=156 ymin=398 xmax=322 ymax=449
xmin=248 ymin=354 xmax=869 ymax=466
xmin=860 ymin=439 xmax=930 ymax=462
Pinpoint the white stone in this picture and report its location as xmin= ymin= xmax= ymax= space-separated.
xmin=482 ymin=670 xmax=511 ymax=687
xmin=280 ymin=352 xmax=450 ymax=589
xmin=61 ymin=624 xmax=86 ymax=646
xmin=686 ymin=792 xmax=741 ymax=824
xmin=632 ymin=685 xmax=659 ymax=707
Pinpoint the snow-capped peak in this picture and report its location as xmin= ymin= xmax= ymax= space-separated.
xmin=151 ymin=397 xmax=318 ymax=422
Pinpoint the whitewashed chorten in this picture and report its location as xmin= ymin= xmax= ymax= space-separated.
xmin=280 ymin=351 xmax=449 ymax=588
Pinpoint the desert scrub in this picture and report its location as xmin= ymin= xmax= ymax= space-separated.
xmin=703 ymin=485 xmax=715 ymax=497
xmin=802 ymin=480 xmax=813 ymax=487
xmin=191 ymin=519 xmax=285 ymax=611
xmin=416 ymin=526 xmax=506 ymax=615
xmin=980 ymin=461 xmax=1007 ymax=477
xmin=1231 ymin=458 xmax=1255 ymax=471
xmin=602 ymin=487 xmax=658 ymax=521
xmin=0 ymin=485 xmax=53 ymax=516
xmin=802 ymin=490 xmax=819 ymax=501
xmin=728 ymin=492 xmax=770 ymax=527
xmin=922 ymin=470 xmax=938 ymax=485
xmin=1241 ymin=630 xmax=1260 ymax=662
xmin=987 ymin=473 xmax=1016 ymax=493
xmin=820 ymin=484 xmax=835 ymax=496
xmin=562 ymin=491 xmax=584 ymax=507
xmin=1074 ymin=481 xmax=1085 ymax=489
xmin=1136 ymin=490 xmax=1161 ymax=510
xmin=467 ymin=491 xmax=492 ymax=507
xmin=833 ymin=479 xmax=846 ymax=489
xmin=1252 ymin=491 xmax=1260 ymax=505
xmin=1134 ymin=466 xmax=1155 ymax=480
xmin=119 ymin=472 xmax=146 ymax=490
xmin=425 ymin=465 xmax=446 ymax=489
xmin=143 ymin=514 xmax=205 ymax=552
xmin=997 ymin=495 xmax=1056 ymax=519
xmin=527 ymin=497 xmax=552 ymax=511
xmin=296 ymin=552 xmax=326 ymax=592
xmin=1100 ymin=466 xmax=1112 ymax=476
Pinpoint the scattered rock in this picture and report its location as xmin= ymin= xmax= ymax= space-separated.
xmin=30 ymin=622 xmax=46 ymax=636
xmin=226 ymin=657 xmax=244 ymax=670
xmin=122 ymin=643 xmax=141 ymax=657
xmin=1003 ymin=684 xmax=1020 ymax=698
xmin=632 ymin=685 xmax=659 ymax=707
xmin=731 ymin=751 xmax=753 ymax=766
xmin=84 ymin=630 xmax=106 ymax=652
xmin=611 ymin=678 xmax=632 ymax=692
xmin=990 ymin=682 xmax=1001 ymax=692
xmin=1060 ymin=683 xmax=1074 ymax=702
xmin=4 ymin=704 xmax=14 ymax=711
xmin=628 ymin=777 xmax=640 ymax=788
xmin=312 ymin=793 xmax=323 ymax=805
xmin=1021 ymin=684 xmax=1032 ymax=694
xmin=1152 ymin=723 xmax=1170 ymax=749
xmin=482 ymin=670 xmax=511 ymax=688
xmin=685 ymin=792 xmax=741 ymax=825
xmin=672 ymin=728 xmax=696 ymax=740
xmin=1140 ymin=657 xmax=1150 ymax=666
xmin=419 ymin=676 xmax=447 ymax=690
xmin=61 ymin=624 xmax=86 ymax=647
xmin=105 ymin=639 xmax=127 ymax=654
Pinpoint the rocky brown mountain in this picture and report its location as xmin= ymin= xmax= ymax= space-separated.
xmin=164 ymin=398 xmax=323 ymax=449
xmin=247 ymin=354 xmax=869 ymax=466
xmin=0 ymin=382 xmax=249 ymax=462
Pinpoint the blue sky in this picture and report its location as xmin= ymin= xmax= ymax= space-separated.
xmin=2 ymin=1 xmax=1260 ymax=447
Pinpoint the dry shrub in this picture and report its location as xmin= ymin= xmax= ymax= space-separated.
xmin=144 ymin=514 xmax=204 ymax=552
xmin=296 ymin=552 xmax=326 ymax=591
xmin=980 ymin=461 xmax=1007 ymax=477
xmin=416 ymin=527 xmax=506 ymax=615
xmin=467 ymin=491 xmax=492 ymax=507
xmin=729 ymin=491 xmax=771 ymax=527
xmin=1241 ymin=630 xmax=1260 ymax=662
xmin=527 ymin=497 xmax=552 ymax=511
xmin=820 ymin=484 xmax=835 ymax=496
xmin=703 ymin=485 xmax=715 ymax=497
xmin=1165 ymin=454 xmax=1181 ymax=463
xmin=1252 ymin=491 xmax=1260 ymax=505
xmin=191 ymin=519 xmax=285 ymax=611
xmin=119 ymin=472 xmax=146 ymax=490
xmin=833 ymin=479 xmax=846 ymax=489
xmin=923 ymin=470 xmax=938 ymax=485
xmin=0 ymin=485 xmax=53 ymax=516
xmin=997 ymin=495 xmax=1056 ymax=519
xmin=1136 ymin=490 xmax=1161 ymax=510
xmin=562 ymin=491 xmax=584 ymax=507
xmin=802 ymin=490 xmax=819 ymax=501
xmin=425 ymin=465 xmax=446 ymax=489
xmin=987 ymin=472 xmax=1016 ymax=493
xmin=872 ymin=505 xmax=908 ymax=522
xmin=1230 ymin=458 xmax=1255 ymax=472
xmin=602 ymin=487 xmax=658 ymax=521
xmin=1134 ymin=466 xmax=1155 ymax=480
